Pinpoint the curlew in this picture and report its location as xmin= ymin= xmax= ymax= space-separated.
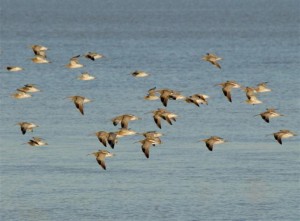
xmin=256 ymin=82 xmax=271 ymax=93
xmin=272 ymin=130 xmax=296 ymax=145
xmin=256 ymin=108 xmax=283 ymax=123
xmin=217 ymin=80 xmax=241 ymax=102
xmin=202 ymin=53 xmax=222 ymax=69
xmin=144 ymin=87 xmax=159 ymax=101
xmin=17 ymin=84 xmax=40 ymax=93
xmin=111 ymin=114 xmax=141 ymax=129
xmin=6 ymin=66 xmax=24 ymax=72
xmin=17 ymin=122 xmax=38 ymax=135
xmin=94 ymin=131 xmax=109 ymax=147
xmin=245 ymin=95 xmax=262 ymax=105
xmin=26 ymin=137 xmax=48 ymax=146
xmin=77 ymin=72 xmax=95 ymax=81
xmin=88 ymin=150 xmax=114 ymax=170
xmin=84 ymin=52 xmax=104 ymax=61
xmin=201 ymin=136 xmax=226 ymax=151
xmin=66 ymin=55 xmax=84 ymax=68
xmin=131 ymin=70 xmax=149 ymax=78
xmin=31 ymin=55 xmax=50 ymax=64
xmin=151 ymin=108 xmax=178 ymax=129
xmin=136 ymin=138 xmax=161 ymax=158
xmin=68 ymin=95 xmax=91 ymax=115
xmin=11 ymin=91 xmax=32 ymax=99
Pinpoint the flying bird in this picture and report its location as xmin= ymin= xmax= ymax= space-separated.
xmin=201 ymin=136 xmax=226 ymax=151
xmin=272 ymin=130 xmax=296 ymax=145
xmin=17 ymin=122 xmax=38 ymax=135
xmin=202 ymin=53 xmax=222 ymax=69
xmin=88 ymin=150 xmax=115 ymax=170
xmin=68 ymin=96 xmax=91 ymax=115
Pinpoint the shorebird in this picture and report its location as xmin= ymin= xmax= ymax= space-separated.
xmin=111 ymin=114 xmax=141 ymax=129
xmin=94 ymin=131 xmax=109 ymax=147
xmin=256 ymin=82 xmax=271 ymax=93
xmin=156 ymin=88 xmax=184 ymax=107
xmin=31 ymin=44 xmax=48 ymax=54
xmin=77 ymin=72 xmax=95 ymax=81
xmin=201 ymin=136 xmax=226 ymax=151
xmin=139 ymin=131 xmax=164 ymax=139
xmin=31 ymin=55 xmax=50 ymax=64
xmin=68 ymin=96 xmax=91 ymax=115
xmin=245 ymin=95 xmax=262 ymax=105
xmin=6 ymin=66 xmax=24 ymax=72
xmin=272 ymin=130 xmax=296 ymax=145
xmin=88 ymin=150 xmax=114 ymax=170
xmin=131 ymin=70 xmax=149 ymax=78
xmin=17 ymin=122 xmax=38 ymax=135
xmin=26 ymin=137 xmax=48 ymax=146
xmin=151 ymin=108 xmax=178 ymax=129
xmin=156 ymin=89 xmax=175 ymax=107
xmin=243 ymin=87 xmax=257 ymax=99
xmin=17 ymin=84 xmax=40 ymax=93
xmin=202 ymin=53 xmax=222 ymax=69
xmin=144 ymin=87 xmax=159 ymax=100
xmin=11 ymin=91 xmax=32 ymax=99
xmin=256 ymin=108 xmax=283 ymax=123
xmin=66 ymin=55 xmax=84 ymax=68
xmin=116 ymin=128 xmax=138 ymax=137
xmin=136 ymin=138 xmax=161 ymax=158
xmin=185 ymin=94 xmax=209 ymax=107
xmin=217 ymin=80 xmax=241 ymax=102
xmin=84 ymin=52 xmax=104 ymax=61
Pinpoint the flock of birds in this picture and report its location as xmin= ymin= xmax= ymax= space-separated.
xmin=7 ymin=45 xmax=297 ymax=170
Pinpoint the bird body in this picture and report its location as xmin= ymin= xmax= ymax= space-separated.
xmin=88 ymin=150 xmax=114 ymax=170
xmin=11 ymin=91 xmax=32 ymax=99
xmin=66 ymin=55 xmax=83 ymax=68
xmin=273 ymin=130 xmax=296 ymax=145
xmin=217 ymin=81 xmax=241 ymax=102
xmin=27 ymin=137 xmax=48 ymax=146
xmin=7 ymin=66 xmax=24 ymax=72
xmin=202 ymin=53 xmax=222 ymax=69
xmin=256 ymin=82 xmax=271 ymax=93
xmin=257 ymin=108 xmax=283 ymax=123
xmin=202 ymin=136 xmax=225 ymax=151
xmin=17 ymin=122 xmax=38 ymax=135
xmin=31 ymin=55 xmax=50 ymax=64
xmin=112 ymin=114 xmax=141 ymax=129
xmin=131 ymin=70 xmax=149 ymax=78
xmin=68 ymin=96 xmax=91 ymax=115
xmin=17 ymin=84 xmax=40 ymax=93
xmin=77 ymin=72 xmax=95 ymax=81
xmin=144 ymin=87 xmax=159 ymax=100
xmin=85 ymin=52 xmax=104 ymax=60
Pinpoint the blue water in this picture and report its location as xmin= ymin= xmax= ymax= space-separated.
xmin=1 ymin=0 xmax=299 ymax=220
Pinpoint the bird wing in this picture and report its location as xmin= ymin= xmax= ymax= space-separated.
xmin=206 ymin=141 xmax=214 ymax=151
xmin=98 ymin=135 xmax=107 ymax=147
xmin=74 ymin=98 xmax=84 ymax=115
xmin=96 ymin=158 xmax=106 ymax=170
xmin=153 ymin=115 xmax=162 ymax=129
xmin=21 ymin=125 xmax=27 ymax=135
xmin=261 ymin=114 xmax=270 ymax=123
xmin=141 ymin=141 xmax=151 ymax=158
xmin=108 ymin=133 xmax=117 ymax=149
xmin=211 ymin=61 xmax=221 ymax=69
xmin=121 ymin=117 xmax=129 ymax=129
xmin=160 ymin=93 xmax=169 ymax=107
xmin=274 ymin=134 xmax=282 ymax=145
xmin=222 ymin=87 xmax=232 ymax=102
xmin=112 ymin=116 xmax=122 ymax=126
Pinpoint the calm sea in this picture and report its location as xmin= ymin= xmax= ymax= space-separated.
xmin=0 ymin=0 xmax=299 ymax=220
